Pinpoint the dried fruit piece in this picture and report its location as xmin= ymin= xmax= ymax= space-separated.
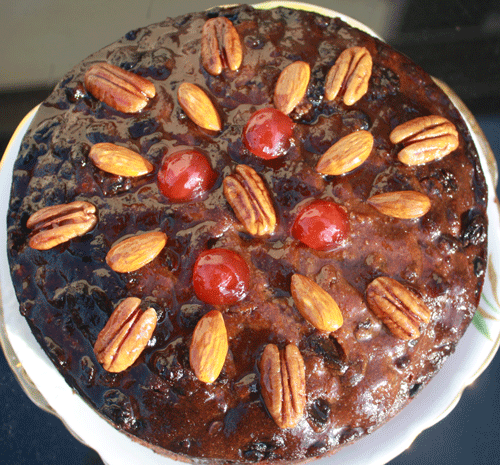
xmin=390 ymin=115 xmax=459 ymax=165
xmin=291 ymin=274 xmax=343 ymax=332
xmin=201 ymin=16 xmax=242 ymax=75
xmin=368 ymin=191 xmax=431 ymax=219
xmin=189 ymin=310 xmax=228 ymax=383
xmin=157 ymin=149 xmax=216 ymax=202
xmin=193 ymin=248 xmax=250 ymax=305
xmin=243 ymin=107 xmax=295 ymax=159
xmin=366 ymin=276 xmax=431 ymax=340
xmin=84 ymin=62 xmax=155 ymax=113
xmin=89 ymin=142 xmax=153 ymax=177
xmin=316 ymin=130 xmax=373 ymax=175
xmin=259 ymin=344 xmax=306 ymax=429
xmin=94 ymin=297 xmax=157 ymax=373
xmin=177 ymin=83 xmax=222 ymax=131
xmin=292 ymin=199 xmax=350 ymax=251
xmin=274 ymin=61 xmax=311 ymax=115
xmin=106 ymin=231 xmax=167 ymax=273
xmin=223 ymin=164 xmax=277 ymax=236
xmin=325 ymin=46 xmax=372 ymax=105
xmin=27 ymin=201 xmax=97 ymax=250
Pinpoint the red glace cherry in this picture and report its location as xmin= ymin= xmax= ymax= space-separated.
xmin=193 ymin=248 xmax=250 ymax=305
xmin=292 ymin=199 xmax=350 ymax=251
xmin=242 ymin=107 xmax=295 ymax=160
xmin=157 ymin=149 xmax=216 ymax=202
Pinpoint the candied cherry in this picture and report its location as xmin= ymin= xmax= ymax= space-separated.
xmin=193 ymin=248 xmax=250 ymax=305
xmin=291 ymin=199 xmax=350 ymax=251
xmin=242 ymin=107 xmax=295 ymax=160
xmin=157 ymin=149 xmax=216 ymax=202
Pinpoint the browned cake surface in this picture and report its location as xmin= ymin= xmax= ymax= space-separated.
xmin=7 ymin=4 xmax=487 ymax=463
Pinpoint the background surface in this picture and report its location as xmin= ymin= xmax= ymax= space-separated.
xmin=1 ymin=1 xmax=500 ymax=464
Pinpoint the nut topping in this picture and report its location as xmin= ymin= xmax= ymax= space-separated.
xmin=189 ymin=310 xmax=228 ymax=383
xmin=89 ymin=142 xmax=153 ymax=177
xmin=325 ymin=46 xmax=372 ymax=105
xmin=94 ymin=297 xmax=157 ymax=373
xmin=84 ymin=62 xmax=156 ymax=113
xmin=366 ymin=277 xmax=431 ymax=340
xmin=259 ymin=344 xmax=306 ymax=429
xmin=390 ymin=115 xmax=459 ymax=165
xmin=27 ymin=201 xmax=97 ymax=250
xmin=106 ymin=231 xmax=167 ymax=273
xmin=274 ymin=61 xmax=311 ymax=115
xmin=201 ymin=17 xmax=243 ymax=76
xmin=291 ymin=274 xmax=343 ymax=332
xmin=316 ymin=130 xmax=373 ymax=175
xmin=368 ymin=191 xmax=431 ymax=219
xmin=177 ymin=83 xmax=222 ymax=131
xmin=223 ymin=164 xmax=277 ymax=236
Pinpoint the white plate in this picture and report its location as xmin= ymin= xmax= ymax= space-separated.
xmin=1 ymin=2 xmax=500 ymax=465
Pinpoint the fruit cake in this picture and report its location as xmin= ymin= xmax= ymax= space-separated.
xmin=6 ymin=3 xmax=488 ymax=463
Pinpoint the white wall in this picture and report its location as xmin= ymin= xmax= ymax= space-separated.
xmin=0 ymin=0 xmax=404 ymax=91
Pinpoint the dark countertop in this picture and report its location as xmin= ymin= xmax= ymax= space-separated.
xmin=1 ymin=1 xmax=500 ymax=464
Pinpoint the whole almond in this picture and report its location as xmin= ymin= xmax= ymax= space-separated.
xmin=94 ymin=297 xmax=157 ymax=373
xmin=390 ymin=115 xmax=459 ymax=165
xmin=368 ymin=191 xmax=431 ymax=219
xmin=325 ymin=46 xmax=372 ymax=105
xmin=223 ymin=164 xmax=277 ymax=236
xmin=259 ymin=344 xmax=306 ymax=429
xmin=84 ymin=62 xmax=155 ymax=113
xmin=106 ymin=231 xmax=167 ymax=273
xmin=274 ymin=61 xmax=311 ymax=115
xmin=201 ymin=17 xmax=243 ymax=75
xmin=316 ymin=130 xmax=373 ymax=175
xmin=27 ymin=201 xmax=97 ymax=250
xmin=189 ymin=310 xmax=228 ymax=383
xmin=366 ymin=276 xmax=431 ymax=340
xmin=291 ymin=274 xmax=343 ymax=332
xmin=89 ymin=142 xmax=153 ymax=177
xmin=177 ymin=83 xmax=222 ymax=131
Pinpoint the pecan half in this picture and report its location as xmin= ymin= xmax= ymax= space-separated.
xmin=316 ymin=130 xmax=373 ymax=175
xmin=94 ymin=297 xmax=157 ymax=373
xmin=259 ymin=344 xmax=306 ymax=429
xmin=84 ymin=62 xmax=155 ymax=113
xmin=366 ymin=277 xmax=431 ymax=340
xmin=177 ymin=82 xmax=222 ymax=131
xmin=106 ymin=231 xmax=167 ymax=273
xmin=274 ymin=61 xmax=311 ymax=115
xmin=390 ymin=115 xmax=459 ymax=165
xmin=223 ymin=164 xmax=277 ymax=236
xmin=291 ymin=274 xmax=343 ymax=332
xmin=27 ymin=201 xmax=97 ymax=250
xmin=89 ymin=142 xmax=153 ymax=177
xmin=189 ymin=310 xmax=228 ymax=383
xmin=201 ymin=16 xmax=243 ymax=76
xmin=368 ymin=191 xmax=431 ymax=219
xmin=325 ymin=46 xmax=372 ymax=105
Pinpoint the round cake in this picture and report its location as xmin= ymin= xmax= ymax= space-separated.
xmin=6 ymin=3 xmax=488 ymax=463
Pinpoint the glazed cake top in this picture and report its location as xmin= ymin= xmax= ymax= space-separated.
xmin=7 ymin=4 xmax=487 ymax=463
